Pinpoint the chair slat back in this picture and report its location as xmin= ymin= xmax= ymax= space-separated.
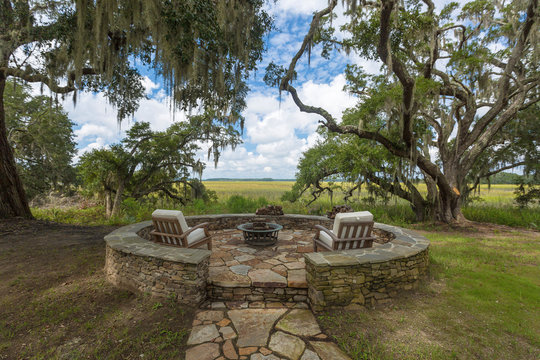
xmin=151 ymin=216 xmax=184 ymax=246
xmin=336 ymin=222 xmax=373 ymax=239
xmin=334 ymin=221 xmax=374 ymax=250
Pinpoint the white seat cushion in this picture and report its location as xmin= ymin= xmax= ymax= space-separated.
xmin=318 ymin=231 xmax=335 ymax=249
xmin=187 ymin=228 xmax=207 ymax=245
xmin=333 ymin=211 xmax=373 ymax=238
xmin=152 ymin=209 xmax=189 ymax=233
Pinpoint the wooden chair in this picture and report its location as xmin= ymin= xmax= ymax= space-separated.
xmin=150 ymin=209 xmax=212 ymax=250
xmin=313 ymin=211 xmax=375 ymax=252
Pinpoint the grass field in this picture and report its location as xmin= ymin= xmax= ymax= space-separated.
xmin=31 ymin=182 xmax=539 ymax=229
xmin=203 ymin=181 xmax=519 ymax=204
xmin=319 ymin=226 xmax=540 ymax=359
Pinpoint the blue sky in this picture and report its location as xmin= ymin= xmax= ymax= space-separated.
xmin=63 ymin=0 xmax=456 ymax=179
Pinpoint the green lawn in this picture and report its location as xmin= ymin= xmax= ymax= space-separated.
xmin=319 ymin=227 xmax=540 ymax=359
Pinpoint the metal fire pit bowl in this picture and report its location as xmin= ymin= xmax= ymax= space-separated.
xmin=237 ymin=222 xmax=283 ymax=246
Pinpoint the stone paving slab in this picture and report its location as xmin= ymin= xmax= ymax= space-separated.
xmin=269 ymin=331 xmax=305 ymax=360
xmin=275 ymin=310 xmax=321 ymax=337
xmin=310 ymin=341 xmax=351 ymax=360
xmin=185 ymin=303 xmax=352 ymax=360
xmin=229 ymin=308 xmax=286 ymax=347
xmin=209 ymin=229 xmax=315 ymax=292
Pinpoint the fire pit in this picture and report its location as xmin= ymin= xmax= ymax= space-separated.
xmin=237 ymin=222 xmax=283 ymax=246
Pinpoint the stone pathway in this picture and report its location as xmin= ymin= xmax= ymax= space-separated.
xmin=186 ymin=302 xmax=351 ymax=360
xmin=186 ymin=228 xmax=352 ymax=358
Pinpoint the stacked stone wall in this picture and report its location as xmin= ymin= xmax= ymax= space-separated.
xmin=104 ymin=216 xmax=429 ymax=310
xmin=105 ymin=246 xmax=209 ymax=304
xmin=104 ymin=221 xmax=211 ymax=305
xmin=306 ymin=249 xmax=429 ymax=311
xmin=184 ymin=214 xmax=332 ymax=231
xmin=208 ymin=285 xmax=308 ymax=303
xmin=304 ymin=223 xmax=430 ymax=311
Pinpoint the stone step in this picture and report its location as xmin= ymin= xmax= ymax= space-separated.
xmin=208 ymin=283 xmax=308 ymax=302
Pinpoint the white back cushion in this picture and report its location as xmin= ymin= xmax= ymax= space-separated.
xmin=152 ymin=209 xmax=189 ymax=233
xmin=333 ymin=211 xmax=373 ymax=238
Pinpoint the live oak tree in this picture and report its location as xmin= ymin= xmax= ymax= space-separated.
xmin=78 ymin=116 xmax=240 ymax=218
xmin=275 ymin=0 xmax=539 ymax=223
xmin=0 ymin=0 xmax=271 ymax=218
xmin=282 ymin=130 xmax=433 ymax=221
xmin=4 ymin=80 xmax=76 ymax=200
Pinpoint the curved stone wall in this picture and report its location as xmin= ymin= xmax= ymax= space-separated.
xmin=104 ymin=215 xmax=429 ymax=309
xmin=104 ymin=221 xmax=211 ymax=305
xmin=183 ymin=213 xmax=333 ymax=230
xmin=304 ymin=223 xmax=430 ymax=311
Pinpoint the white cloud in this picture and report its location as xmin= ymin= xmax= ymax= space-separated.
xmin=141 ymin=76 xmax=160 ymax=95
xmin=266 ymin=0 xmax=328 ymax=17
xmin=64 ymin=84 xmax=184 ymax=161
xmin=203 ymin=73 xmax=357 ymax=179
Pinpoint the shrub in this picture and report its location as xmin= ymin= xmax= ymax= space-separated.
xmin=226 ymin=195 xmax=268 ymax=213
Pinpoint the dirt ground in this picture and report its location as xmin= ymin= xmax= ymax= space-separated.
xmin=0 ymin=219 xmax=194 ymax=360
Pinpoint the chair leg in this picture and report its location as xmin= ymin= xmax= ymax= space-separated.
xmin=207 ymin=239 xmax=212 ymax=250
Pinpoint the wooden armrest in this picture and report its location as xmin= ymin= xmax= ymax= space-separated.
xmin=314 ymin=225 xmax=338 ymax=241
xmin=149 ymin=230 xmax=183 ymax=238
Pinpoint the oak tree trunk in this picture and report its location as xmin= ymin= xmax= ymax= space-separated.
xmin=435 ymin=185 xmax=465 ymax=223
xmin=0 ymin=75 xmax=33 ymax=219
xmin=105 ymin=191 xmax=113 ymax=217
xmin=110 ymin=181 xmax=125 ymax=218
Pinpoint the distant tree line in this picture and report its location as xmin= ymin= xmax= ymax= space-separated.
xmin=480 ymin=172 xmax=538 ymax=185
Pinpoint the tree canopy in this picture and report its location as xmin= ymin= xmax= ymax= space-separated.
xmin=0 ymin=0 xmax=272 ymax=218
xmin=273 ymin=0 xmax=539 ymax=223
xmin=4 ymin=80 xmax=76 ymax=200
xmin=78 ymin=117 xmax=240 ymax=217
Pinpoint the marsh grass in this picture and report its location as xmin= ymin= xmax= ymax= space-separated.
xmin=32 ymin=182 xmax=539 ymax=229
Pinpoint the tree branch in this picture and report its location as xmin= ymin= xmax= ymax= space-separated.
xmin=462 ymin=0 xmax=538 ymax=156
xmin=2 ymin=67 xmax=96 ymax=94
xmin=378 ymin=0 xmax=415 ymax=148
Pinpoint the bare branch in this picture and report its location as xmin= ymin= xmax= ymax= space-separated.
xmin=2 ymin=67 xmax=96 ymax=94
xmin=463 ymin=0 xmax=539 ymax=156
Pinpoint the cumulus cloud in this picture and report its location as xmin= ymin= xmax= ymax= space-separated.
xmin=65 ymin=84 xmax=184 ymax=161
xmin=265 ymin=0 xmax=328 ymax=18
xmin=203 ymin=73 xmax=357 ymax=179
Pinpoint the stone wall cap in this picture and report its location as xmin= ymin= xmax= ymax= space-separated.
xmin=184 ymin=213 xmax=330 ymax=222
xmin=104 ymin=220 xmax=211 ymax=264
xmin=305 ymin=223 xmax=429 ymax=266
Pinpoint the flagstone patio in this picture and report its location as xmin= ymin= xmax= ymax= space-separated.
xmin=186 ymin=303 xmax=351 ymax=360
xmin=207 ymin=228 xmax=314 ymax=303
